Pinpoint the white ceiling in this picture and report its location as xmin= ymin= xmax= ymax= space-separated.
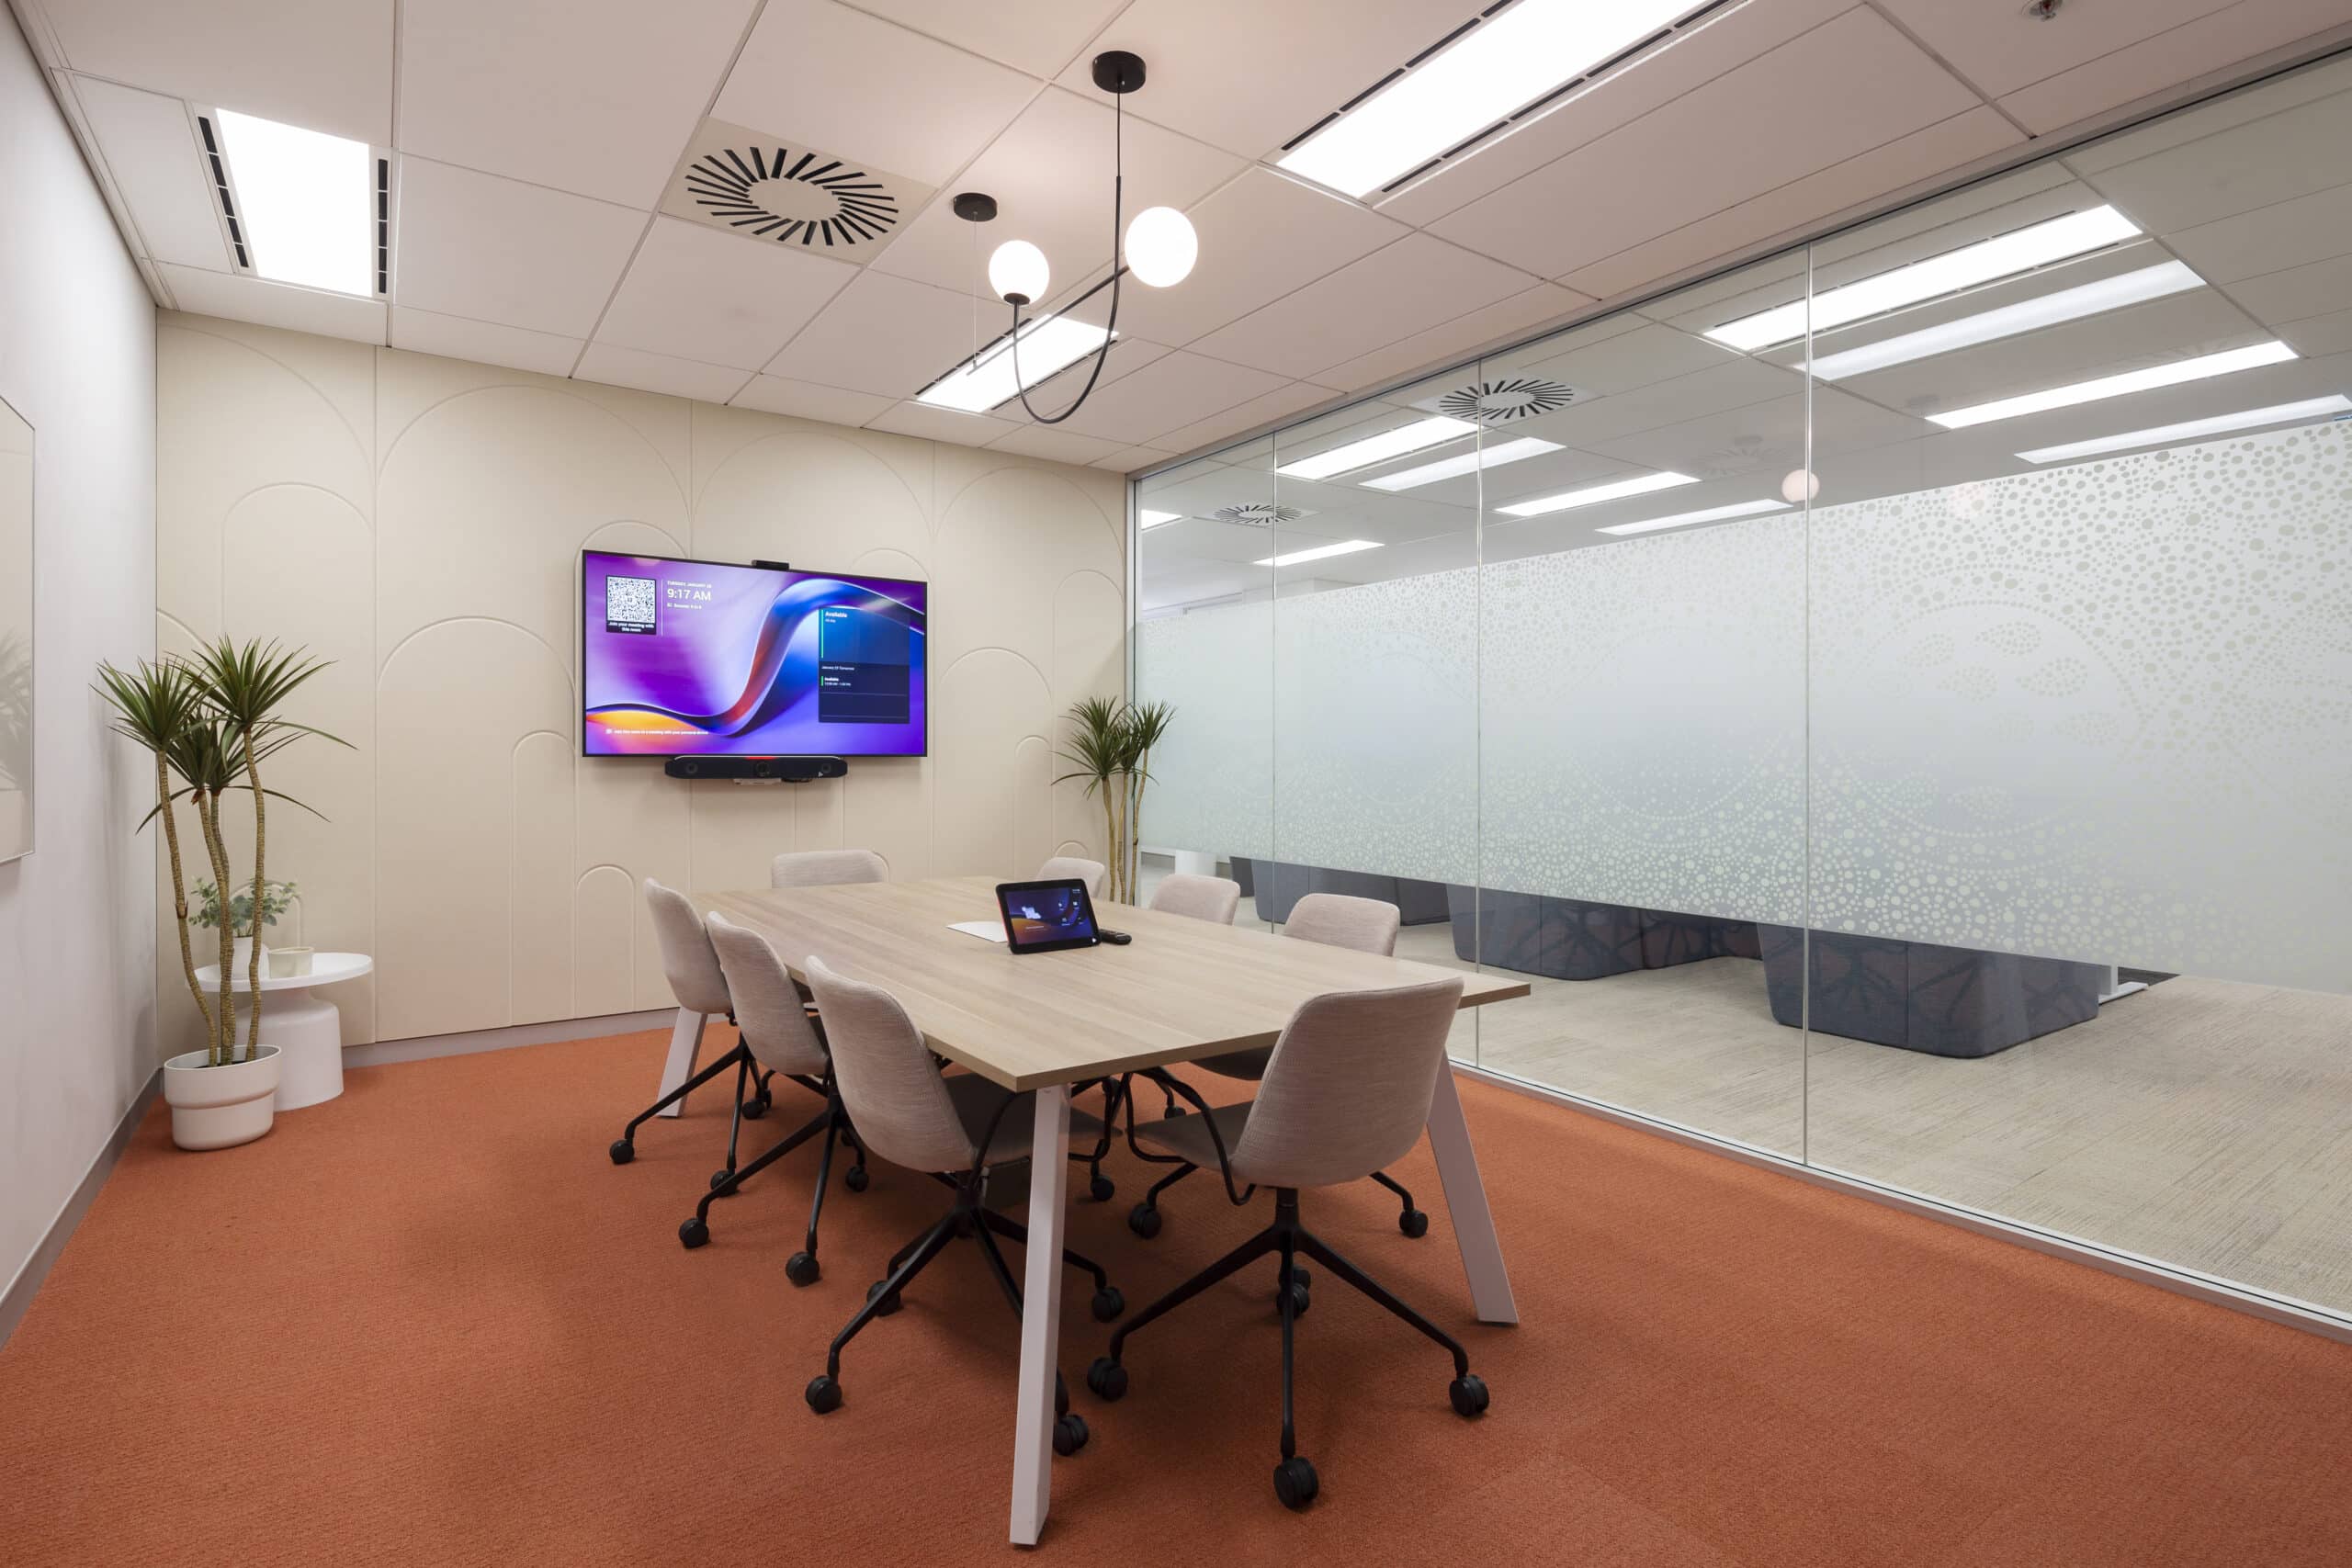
xmin=1136 ymin=51 xmax=2352 ymax=611
xmin=16 ymin=0 xmax=2352 ymax=474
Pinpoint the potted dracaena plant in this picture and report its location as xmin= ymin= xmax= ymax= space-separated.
xmin=1053 ymin=695 xmax=1174 ymax=904
xmin=96 ymin=639 xmax=342 ymax=1149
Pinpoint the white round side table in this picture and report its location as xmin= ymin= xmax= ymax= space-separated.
xmin=193 ymin=952 xmax=373 ymax=1111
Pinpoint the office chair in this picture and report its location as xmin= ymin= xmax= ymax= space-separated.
xmin=1086 ymin=977 xmax=1487 ymax=1509
xmin=771 ymin=847 xmax=888 ymax=889
xmin=1076 ymin=873 xmax=1244 ymax=1201
xmin=797 ymin=955 xmax=1124 ymax=1457
xmin=1035 ymin=855 xmax=1108 ymax=897
xmin=1125 ymin=893 xmax=1430 ymax=1242
xmin=680 ymin=915 xmax=871 ymax=1277
xmin=608 ymin=879 xmax=767 ymax=1170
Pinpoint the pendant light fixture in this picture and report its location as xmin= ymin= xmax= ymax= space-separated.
xmin=951 ymin=51 xmax=1199 ymax=425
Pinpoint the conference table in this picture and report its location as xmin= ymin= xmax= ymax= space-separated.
xmin=701 ymin=875 xmax=1531 ymax=1546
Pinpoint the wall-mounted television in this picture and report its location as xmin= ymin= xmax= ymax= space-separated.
xmin=582 ymin=550 xmax=927 ymax=758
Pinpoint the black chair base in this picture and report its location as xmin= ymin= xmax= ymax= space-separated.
xmin=676 ymin=1078 xmax=868 ymax=1268
xmin=1086 ymin=1188 xmax=1486 ymax=1509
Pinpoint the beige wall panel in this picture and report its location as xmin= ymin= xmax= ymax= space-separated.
xmin=1051 ymin=569 xmax=1126 ymax=856
xmin=511 ymin=730 xmax=577 ymax=1026
xmin=1013 ymin=732 xmax=1057 ymax=880
xmin=686 ymin=778 xmax=804 ymax=892
xmin=572 ymin=864 xmax=638 ymax=1020
xmin=572 ymin=755 xmax=689 ymax=1011
xmin=931 ymin=462 xmax=1124 ymax=686
xmin=692 ymin=403 xmax=933 ymax=531
xmin=690 ymin=420 xmax=933 ymax=576
xmin=376 ymin=619 xmax=574 ymax=1038
xmin=933 ymin=648 xmax=1055 ymax=880
xmin=840 ymin=758 xmax=934 ymax=884
xmin=378 ymin=349 xmax=690 ymax=504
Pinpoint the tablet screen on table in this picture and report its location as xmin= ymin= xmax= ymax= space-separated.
xmin=993 ymin=879 xmax=1101 ymax=954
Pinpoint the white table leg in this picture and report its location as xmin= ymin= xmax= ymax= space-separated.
xmin=654 ymin=1008 xmax=707 ymax=1119
xmin=1011 ymin=1085 xmax=1070 ymax=1547
xmin=1427 ymin=1065 xmax=1518 ymax=1325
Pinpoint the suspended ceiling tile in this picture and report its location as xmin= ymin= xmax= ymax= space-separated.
xmin=390 ymin=306 xmax=583 ymax=376
xmin=1303 ymin=284 xmax=1589 ymax=395
xmin=1876 ymin=0 xmax=2242 ymax=99
xmin=1188 ymin=234 xmax=1541 ymax=380
xmin=767 ymin=268 xmax=1012 ymax=398
xmin=69 ymin=75 xmax=230 ymax=272
xmin=868 ymin=85 xmax=1244 ymax=300
xmin=1038 ymin=350 xmax=1292 ymax=446
xmin=2268 ymin=303 xmax=2352 ymax=355
xmin=573 ymin=342 xmax=755 ymax=403
xmin=2062 ymin=48 xmax=2351 ymax=173
xmin=1149 ymin=380 xmax=1343 ymax=457
xmin=1057 ymin=0 xmax=1472 ymax=161
xmin=1093 ymin=445 xmax=1175 ymax=472
xmin=982 ymin=424 xmax=1132 ymax=467
xmin=593 ymin=215 xmax=856 ymax=369
xmin=1994 ymin=0 xmax=2352 ymax=135
xmin=729 ymin=373 xmax=897 ymax=424
xmin=2165 ymin=178 xmax=2352 ymax=284
xmin=392 ymin=155 xmax=647 ymax=339
xmin=2081 ymin=83 xmax=2352 ymax=233
xmin=846 ymin=0 xmax=1126 ymax=77
xmin=2224 ymin=252 xmax=2352 ymax=326
xmin=398 ymin=0 xmax=756 ymax=209
xmin=43 ymin=0 xmax=395 ymax=144
xmin=159 ymin=264 xmax=388 ymax=344
xmin=863 ymin=399 xmax=1018 ymax=445
xmin=715 ymin=0 xmax=1040 ymax=188
xmin=1431 ymin=7 xmax=1980 ymax=281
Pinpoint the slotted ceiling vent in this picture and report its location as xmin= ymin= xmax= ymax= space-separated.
xmin=1211 ymin=503 xmax=1313 ymax=527
xmin=659 ymin=118 xmax=933 ymax=260
xmin=1437 ymin=377 xmax=1583 ymax=423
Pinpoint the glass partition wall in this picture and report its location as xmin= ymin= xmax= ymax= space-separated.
xmin=1135 ymin=52 xmax=2352 ymax=1325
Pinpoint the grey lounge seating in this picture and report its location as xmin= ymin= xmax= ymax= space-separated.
xmin=1230 ymin=857 xmax=1452 ymax=926
xmin=1758 ymin=926 xmax=2104 ymax=1058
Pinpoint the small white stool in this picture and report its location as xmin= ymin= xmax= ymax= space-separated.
xmin=194 ymin=952 xmax=374 ymax=1111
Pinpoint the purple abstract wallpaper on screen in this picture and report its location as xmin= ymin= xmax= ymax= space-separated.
xmin=582 ymin=551 xmax=927 ymax=757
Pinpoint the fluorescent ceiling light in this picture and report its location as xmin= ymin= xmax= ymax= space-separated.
xmin=1496 ymin=470 xmax=1696 ymax=519
xmin=1137 ymin=509 xmax=1182 ymax=528
xmin=1278 ymin=0 xmax=1700 ymax=197
xmin=1274 ymin=416 xmax=1476 ymax=480
xmin=1361 ymin=436 xmax=1563 ymax=491
xmin=1598 ymin=499 xmax=1789 ymax=536
xmin=1928 ymin=340 xmax=2295 ymax=430
xmin=1253 ymin=539 xmax=1383 ymax=568
xmin=916 ymin=314 xmax=1113 ymax=412
xmin=2017 ymin=395 xmax=2352 ymax=464
xmin=1811 ymin=262 xmax=2202 ymax=380
xmin=1706 ymin=206 xmax=2143 ymax=353
xmin=215 ymin=108 xmax=373 ymax=296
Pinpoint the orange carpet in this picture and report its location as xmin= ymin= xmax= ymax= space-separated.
xmin=4 ymin=1027 xmax=2350 ymax=1566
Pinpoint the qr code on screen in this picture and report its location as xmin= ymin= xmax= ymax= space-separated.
xmin=605 ymin=575 xmax=657 ymax=634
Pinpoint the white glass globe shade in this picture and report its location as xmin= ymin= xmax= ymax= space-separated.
xmin=1124 ymin=206 xmax=1198 ymax=288
xmin=1781 ymin=468 xmax=1821 ymax=503
xmin=989 ymin=240 xmax=1050 ymax=304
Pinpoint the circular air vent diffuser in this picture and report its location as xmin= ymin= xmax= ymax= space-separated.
xmin=1437 ymin=377 xmax=1581 ymax=423
xmin=1210 ymin=503 xmax=1309 ymax=526
xmin=683 ymin=147 xmax=902 ymax=248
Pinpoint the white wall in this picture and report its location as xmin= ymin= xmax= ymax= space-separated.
xmin=0 ymin=9 xmax=159 ymax=1300
xmin=155 ymin=316 xmax=1127 ymax=1049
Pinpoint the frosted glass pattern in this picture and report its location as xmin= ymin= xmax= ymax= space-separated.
xmin=1137 ymin=608 xmax=1272 ymax=862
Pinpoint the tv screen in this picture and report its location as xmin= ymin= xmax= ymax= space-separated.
xmin=582 ymin=550 xmax=927 ymax=758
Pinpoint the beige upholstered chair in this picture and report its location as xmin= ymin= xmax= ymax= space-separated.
xmin=1147 ymin=873 xmax=1241 ymax=925
xmin=666 ymin=915 xmax=872 ymax=1278
xmin=1085 ymin=977 xmax=1487 ymax=1511
xmin=1035 ymin=855 xmax=1108 ymax=897
xmin=1125 ymin=891 xmax=1432 ymax=1241
xmin=612 ymin=878 xmax=744 ymax=1156
xmin=797 ymin=955 xmax=1122 ymax=1454
xmin=771 ymin=848 xmax=888 ymax=888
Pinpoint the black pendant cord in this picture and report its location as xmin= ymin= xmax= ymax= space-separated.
xmin=1009 ymin=91 xmax=1125 ymax=424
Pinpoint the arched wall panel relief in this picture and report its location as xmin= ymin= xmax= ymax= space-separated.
xmin=159 ymin=313 xmax=1124 ymax=1044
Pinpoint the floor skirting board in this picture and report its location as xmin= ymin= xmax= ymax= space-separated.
xmin=0 ymin=1067 xmax=161 ymax=1353
xmin=342 ymin=1009 xmax=674 ymax=1069
xmin=1453 ymin=1059 xmax=2352 ymax=1347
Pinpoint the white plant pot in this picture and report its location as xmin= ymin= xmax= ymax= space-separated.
xmin=163 ymin=1044 xmax=282 ymax=1151
xmin=231 ymin=935 xmax=272 ymax=972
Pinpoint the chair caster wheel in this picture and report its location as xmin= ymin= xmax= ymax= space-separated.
xmin=1290 ymin=1265 xmax=1310 ymax=1289
xmin=786 ymin=1251 xmax=820 ymax=1287
xmin=1161 ymin=1101 xmax=1180 ymax=1119
xmin=1088 ymin=1173 xmax=1115 ymax=1202
xmin=1399 ymin=1208 xmax=1430 ymax=1238
xmin=1091 ymin=1286 xmax=1125 ymax=1323
xmin=866 ymin=1280 xmax=901 ymax=1316
xmin=710 ymin=1169 xmax=737 ymax=1194
xmin=1279 ymin=1281 xmax=1310 ymax=1317
xmin=1052 ymin=1414 xmax=1089 ymax=1457
xmin=1086 ymin=1357 xmax=1127 ymax=1402
xmin=804 ymin=1374 xmax=842 ymax=1415
xmin=1126 ymin=1204 xmax=1162 ymax=1239
xmin=607 ymin=1139 xmax=633 ymax=1166
xmin=843 ymin=1165 xmax=869 ymax=1193
xmin=1273 ymin=1455 xmax=1318 ymax=1510
xmin=1449 ymin=1374 xmax=1489 ymax=1417
xmin=678 ymin=1216 xmax=709 ymax=1250
xmin=741 ymin=1095 xmax=768 ymax=1120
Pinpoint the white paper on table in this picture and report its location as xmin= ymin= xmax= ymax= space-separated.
xmin=947 ymin=919 xmax=1008 ymax=943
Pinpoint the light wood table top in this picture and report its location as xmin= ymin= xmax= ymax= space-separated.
xmin=701 ymin=875 xmax=1530 ymax=1092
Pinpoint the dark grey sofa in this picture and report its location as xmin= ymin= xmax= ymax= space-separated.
xmin=1758 ymin=926 xmax=2104 ymax=1058
xmin=1228 ymin=857 xmax=1452 ymax=925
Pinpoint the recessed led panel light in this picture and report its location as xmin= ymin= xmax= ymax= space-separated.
xmin=1138 ymin=509 xmax=1182 ymax=528
xmin=1597 ymin=499 xmax=1789 ymax=536
xmin=916 ymin=314 xmax=1113 ymax=412
xmin=1273 ymin=416 xmax=1476 ymax=480
xmin=1253 ymin=539 xmax=1384 ymax=568
xmin=215 ymin=109 xmax=374 ymax=296
xmin=1360 ymin=436 xmax=1563 ymax=491
xmin=2016 ymin=395 xmax=2352 ymax=464
xmin=1811 ymin=262 xmax=2202 ymax=380
xmin=1496 ymin=470 xmax=1697 ymax=519
xmin=1278 ymin=0 xmax=1702 ymax=198
xmin=1705 ymin=206 xmax=2143 ymax=353
xmin=1928 ymin=340 xmax=2295 ymax=430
